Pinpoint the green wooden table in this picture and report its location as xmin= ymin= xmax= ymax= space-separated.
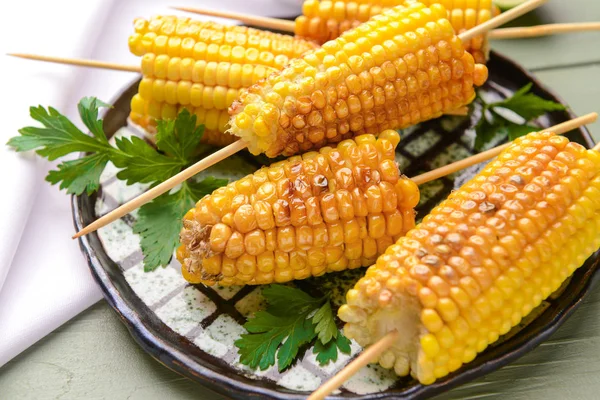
xmin=2 ymin=1 xmax=600 ymax=398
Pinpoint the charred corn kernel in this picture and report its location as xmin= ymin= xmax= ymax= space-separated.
xmin=178 ymin=131 xmax=421 ymax=285
xmin=229 ymin=3 xmax=487 ymax=157
xmin=340 ymin=130 xmax=600 ymax=385
xmin=294 ymin=0 xmax=494 ymax=63
xmin=130 ymin=16 xmax=316 ymax=60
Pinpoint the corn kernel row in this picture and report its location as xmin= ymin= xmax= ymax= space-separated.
xmin=229 ymin=3 xmax=488 ymax=157
xmin=140 ymin=55 xmax=273 ymax=88
xmin=295 ymin=0 xmax=495 ymax=63
xmin=178 ymin=131 xmax=421 ymax=285
xmin=339 ymin=130 xmax=600 ymax=385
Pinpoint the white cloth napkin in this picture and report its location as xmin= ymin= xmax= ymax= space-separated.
xmin=0 ymin=0 xmax=116 ymax=366
xmin=0 ymin=0 xmax=303 ymax=367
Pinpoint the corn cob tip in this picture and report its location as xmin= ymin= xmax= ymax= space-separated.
xmin=340 ymin=130 xmax=600 ymax=385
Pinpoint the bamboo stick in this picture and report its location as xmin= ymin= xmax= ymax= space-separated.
xmin=489 ymin=22 xmax=600 ymax=39
xmin=412 ymin=112 xmax=598 ymax=185
xmin=172 ymin=6 xmax=296 ymax=32
xmin=307 ymin=331 xmax=399 ymax=400
xmin=6 ymin=53 xmax=140 ymax=72
xmin=72 ymin=140 xmax=248 ymax=239
xmin=457 ymin=0 xmax=547 ymax=42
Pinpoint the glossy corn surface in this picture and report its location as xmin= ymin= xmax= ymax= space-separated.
xmin=295 ymin=0 xmax=495 ymax=63
xmin=128 ymin=16 xmax=316 ymax=146
xmin=178 ymin=131 xmax=420 ymax=286
xmin=230 ymin=2 xmax=488 ymax=157
xmin=339 ymin=130 xmax=600 ymax=385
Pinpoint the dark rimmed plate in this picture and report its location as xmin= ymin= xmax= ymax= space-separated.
xmin=73 ymin=51 xmax=600 ymax=399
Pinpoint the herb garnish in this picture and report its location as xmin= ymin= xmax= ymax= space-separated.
xmin=7 ymin=97 xmax=227 ymax=271
xmin=474 ymin=83 xmax=566 ymax=151
xmin=235 ymin=285 xmax=351 ymax=371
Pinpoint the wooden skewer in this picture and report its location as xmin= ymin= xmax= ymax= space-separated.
xmin=457 ymin=0 xmax=548 ymax=42
xmin=72 ymin=140 xmax=248 ymax=239
xmin=6 ymin=53 xmax=140 ymax=72
xmin=172 ymin=6 xmax=296 ymax=32
xmin=73 ymin=113 xmax=595 ymax=239
xmin=593 ymin=141 xmax=600 ymax=152
xmin=412 ymin=112 xmax=598 ymax=185
xmin=6 ymin=53 xmax=282 ymax=74
xmin=488 ymin=22 xmax=600 ymax=40
xmin=72 ymin=0 xmax=548 ymax=238
xmin=307 ymin=113 xmax=599 ymax=400
xmin=307 ymin=331 xmax=399 ymax=400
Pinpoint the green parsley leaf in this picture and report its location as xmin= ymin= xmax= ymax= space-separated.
xmin=46 ymin=153 xmax=110 ymax=195
xmin=78 ymin=97 xmax=112 ymax=141
xmin=474 ymin=111 xmax=538 ymax=152
xmin=236 ymin=312 xmax=304 ymax=371
xmin=236 ymin=285 xmax=349 ymax=371
xmin=312 ymin=301 xmax=338 ymax=344
xmin=8 ymin=96 xmax=228 ymax=271
xmin=488 ymin=83 xmax=566 ymax=121
xmin=313 ymin=333 xmax=352 ymax=366
xmin=8 ymin=102 xmax=112 ymax=160
xmin=133 ymin=177 xmax=227 ymax=271
xmin=261 ymin=285 xmax=324 ymax=316
xmin=155 ymin=109 xmax=205 ymax=162
xmin=277 ymin=317 xmax=317 ymax=371
xmin=111 ymin=135 xmax=184 ymax=185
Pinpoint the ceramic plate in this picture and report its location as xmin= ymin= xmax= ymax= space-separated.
xmin=73 ymin=52 xmax=600 ymax=399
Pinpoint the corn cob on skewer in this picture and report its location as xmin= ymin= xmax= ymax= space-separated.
xmin=177 ymin=130 xmax=420 ymax=285
xmin=338 ymin=130 xmax=600 ymax=385
xmin=229 ymin=2 xmax=488 ymax=157
xmin=296 ymin=0 xmax=496 ymax=63
xmin=128 ymin=16 xmax=317 ymax=145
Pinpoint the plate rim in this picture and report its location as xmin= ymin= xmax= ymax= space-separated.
xmin=73 ymin=50 xmax=600 ymax=400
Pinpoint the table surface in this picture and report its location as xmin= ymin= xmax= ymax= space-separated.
xmin=2 ymin=1 xmax=600 ymax=399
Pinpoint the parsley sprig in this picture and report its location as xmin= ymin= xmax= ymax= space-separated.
xmin=236 ymin=285 xmax=351 ymax=371
xmin=7 ymin=97 xmax=227 ymax=271
xmin=474 ymin=83 xmax=566 ymax=151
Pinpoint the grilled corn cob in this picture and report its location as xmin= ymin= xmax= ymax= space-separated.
xmin=128 ymin=16 xmax=317 ymax=145
xmin=177 ymin=130 xmax=420 ymax=286
xmin=229 ymin=2 xmax=489 ymax=157
xmin=339 ymin=130 xmax=600 ymax=385
xmin=295 ymin=0 xmax=496 ymax=63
